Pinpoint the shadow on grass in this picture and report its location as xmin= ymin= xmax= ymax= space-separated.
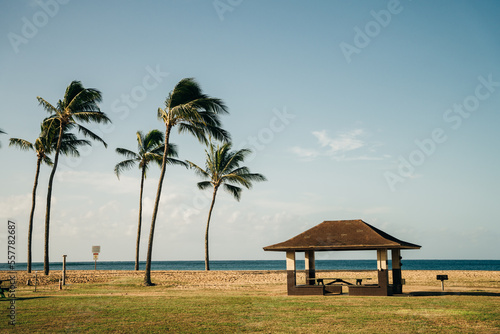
xmin=0 ymin=296 xmax=50 ymax=301
xmin=409 ymin=291 xmax=500 ymax=297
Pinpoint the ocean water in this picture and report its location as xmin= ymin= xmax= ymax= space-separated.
xmin=2 ymin=260 xmax=500 ymax=271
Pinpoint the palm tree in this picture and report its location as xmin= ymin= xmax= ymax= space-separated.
xmin=187 ymin=142 xmax=266 ymax=270
xmin=9 ymin=124 xmax=90 ymax=272
xmin=38 ymin=80 xmax=111 ymax=275
xmin=144 ymin=78 xmax=230 ymax=286
xmin=114 ymin=129 xmax=188 ymax=271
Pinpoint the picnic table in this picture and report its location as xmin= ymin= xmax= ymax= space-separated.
xmin=306 ymin=277 xmax=372 ymax=286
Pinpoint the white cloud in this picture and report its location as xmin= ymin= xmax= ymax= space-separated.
xmin=56 ymin=170 xmax=140 ymax=195
xmin=289 ymin=146 xmax=320 ymax=160
xmin=313 ymin=129 xmax=364 ymax=153
xmin=291 ymin=129 xmax=387 ymax=162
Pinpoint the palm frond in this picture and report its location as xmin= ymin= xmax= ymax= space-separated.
xmin=42 ymin=155 xmax=53 ymax=166
xmin=41 ymin=115 xmax=62 ymax=133
xmin=222 ymin=173 xmax=252 ymax=189
xmin=142 ymin=151 xmax=163 ymax=168
xmin=197 ymin=122 xmax=231 ymax=143
xmin=150 ymin=144 xmax=165 ymax=156
xmin=220 ymin=147 xmax=251 ymax=174
xmin=188 ymin=97 xmax=228 ymax=115
xmin=157 ymin=107 xmax=169 ymax=123
xmin=197 ymin=181 xmax=212 ymax=191
xmin=76 ymin=124 xmax=107 ymax=147
xmin=170 ymin=104 xmax=203 ymax=124
xmin=187 ymin=160 xmax=211 ymax=179
xmin=115 ymin=148 xmax=139 ymax=160
xmin=225 ymin=171 xmax=267 ymax=188
xmin=9 ymin=138 xmax=34 ymax=151
xmin=165 ymin=157 xmax=189 ymax=168
xmin=177 ymin=122 xmax=210 ymax=145
xmin=58 ymin=136 xmax=91 ymax=157
xmin=136 ymin=131 xmax=144 ymax=151
xmin=72 ymin=110 xmax=111 ymax=125
xmin=143 ymin=129 xmax=164 ymax=151
xmin=153 ymin=143 xmax=177 ymax=157
xmin=223 ymin=184 xmax=243 ymax=201
xmin=37 ymin=97 xmax=59 ymax=115
xmin=114 ymin=159 xmax=137 ymax=178
xmin=177 ymin=120 xmax=230 ymax=145
xmin=167 ymin=78 xmax=204 ymax=109
xmin=62 ymin=81 xmax=85 ymax=107
xmin=65 ymin=84 xmax=103 ymax=112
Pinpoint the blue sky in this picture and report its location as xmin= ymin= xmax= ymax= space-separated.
xmin=1 ymin=0 xmax=499 ymax=263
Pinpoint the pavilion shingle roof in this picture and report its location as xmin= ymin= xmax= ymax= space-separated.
xmin=263 ymin=220 xmax=421 ymax=251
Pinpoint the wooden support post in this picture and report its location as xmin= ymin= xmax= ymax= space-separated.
xmin=305 ymin=250 xmax=315 ymax=285
xmin=377 ymin=249 xmax=388 ymax=270
xmin=62 ymin=255 xmax=67 ymax=286
xmin=286 ymin=251 xmax=296 ymax=295
xmin=286 ymin=251 xmax=296 ymax=271
xmin=377 ymin=249 xmax=389 ymax=293
xmin=391 ymin=249 xmax=402 ymax=294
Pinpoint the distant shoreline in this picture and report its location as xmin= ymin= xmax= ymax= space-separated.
xmin=3 ymin=259 xmax=500 ymax=272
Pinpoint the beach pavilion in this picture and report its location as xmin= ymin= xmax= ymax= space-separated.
xmin=263 ymin=220 xmax=421 ymax=296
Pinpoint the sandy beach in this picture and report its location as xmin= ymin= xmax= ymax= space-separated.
xmin=8 ymin=270 xmax=500 ymax=295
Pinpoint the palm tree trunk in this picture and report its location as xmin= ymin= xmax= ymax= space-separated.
xmin=44 ymin=124 xmax=64 ymax=275
xmin=144 ymin=125 xmax=172 ymax=286
xmin=27 ymin=156 xmax=42 ymax=273
xmin=135 ymin=166 xmax=146 ymax=271
xmin=205 ymin=187 xmax=218 ymax=271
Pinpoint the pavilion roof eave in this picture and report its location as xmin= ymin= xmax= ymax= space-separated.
xmin=263 ymin=244 xmax=421 ymax=252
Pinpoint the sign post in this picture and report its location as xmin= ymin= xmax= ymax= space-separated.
xmin=437 ymin=275 xmax=448 ymax=291
xmin=92 ymin=246 xmax=100 ymax=270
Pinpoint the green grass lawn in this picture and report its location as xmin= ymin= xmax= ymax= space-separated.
xmin=1 ymin=278 xmax=499 ymax=333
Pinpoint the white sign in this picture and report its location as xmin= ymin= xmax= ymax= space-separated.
xmin=92 ymin=246 xmax=101 ymax=253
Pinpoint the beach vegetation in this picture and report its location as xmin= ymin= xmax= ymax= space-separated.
xmin=114 ymin=129 xmax=187 ymax=271
xmin=37 ymin=80 xmax=111 ymax=275
xmin=143 ymin=78 xmax=230 ymax=286
xmin=187 ymin=142 xmax=266 ymax=270
xmin=9 ymin=124 xmax=90 ymax=273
